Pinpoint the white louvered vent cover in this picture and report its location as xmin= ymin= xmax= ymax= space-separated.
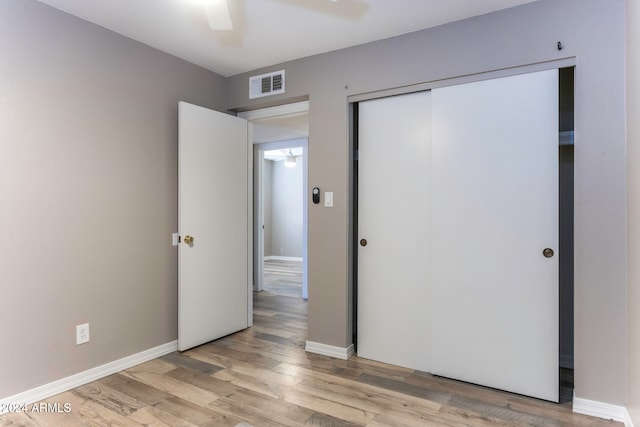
xmin=249 ymin=70 xmax=285 ymax=99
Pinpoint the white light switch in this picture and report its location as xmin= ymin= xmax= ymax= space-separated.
xmin=325 ymin=192 xmax=334 ymax=208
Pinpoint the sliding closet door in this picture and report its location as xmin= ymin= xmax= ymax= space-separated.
xmin=431 ymin=70 xmax=559 ymax=401
xmin=357 ymin=91 xmax=432 ymax=372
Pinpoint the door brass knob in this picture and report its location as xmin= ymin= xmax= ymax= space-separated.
xmin=360 ymin=239 xmax=367 ymax=247
xmin=542 ymin=248 xmax=554 ymax=258
xmin=184 ymin=235 xmax=194 ymax=245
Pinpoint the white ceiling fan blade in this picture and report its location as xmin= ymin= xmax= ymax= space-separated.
xmin=203 ymin=0 xmax=233 ymax=31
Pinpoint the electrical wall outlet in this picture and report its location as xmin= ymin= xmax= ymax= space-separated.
xmin=76 ymin=323 xmax=90 ymax=345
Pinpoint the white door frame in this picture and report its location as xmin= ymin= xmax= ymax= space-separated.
xmin=239 ymin=101 xmax=309 ymax=299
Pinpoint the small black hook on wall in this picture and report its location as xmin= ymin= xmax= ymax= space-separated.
xmin=557 ymin=41 xmax=564 ymax=51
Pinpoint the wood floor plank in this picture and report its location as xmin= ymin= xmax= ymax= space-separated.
xmin=211 ymin=368 xmax=288 ymax=400
xmin=281 ymin=388 xmax=374 ymax=426
xmin=71 ymin=380 xmax=147 ymax=417
xmin=153 ymin=396 xmax=240 ymax=427
xmin=187 ymin=346 xmax=271 ymax=372
xmin=305 ymin=412 xmax=364 ymax=427
xmin=11 ymin=392 xmax=85 ymax=427
xmin=128 ymin=358 xmax=180 ymax=375
xmin=160 ymin=353 xmax=225 ymax=375
xmin=254 ymin=331 xmax=304 ymax=348
xmin=120 ymin=365 xmax=221 ymax=407
xmin=208 ymin=388 xmax=314 ymax=427
xmin=0 ymin=412 xmax=37 ymax=426
xmin=367 ymin=413 xmax=453 ymax=427
xmin=195 ymin=342 xmax=282 ymax=370
xmin=126 ymin=406 xmax=199 ymax=427
xmin=214 ymin=362 xmax=304 ymax=390
xmin=356 ymin=372 xmax=453 ymax=404
xmin=100 ymin=373 xmax=173 ymax=406
xmin=164 ymin=367 xmax=241 ymax=397
xmin=73 ymin=398 xmax=144 ymax=426
xmin=248 ymin=324 xmax=298 ymax=339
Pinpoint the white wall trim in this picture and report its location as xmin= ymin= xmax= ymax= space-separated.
xmin=347 ymin=58 xmax=577 ymax=104
xmin=573 ymin=395 xmax=630 ymax=424
xmin=238 ymin=100 xmax=309 ymax=121
xmin=0 ymin=341 xmax=177 ymax=413
xmin=305 ymin=341 xmax=355 ymax=360
xmin=264 ymin=256 xmax=303 ymax=262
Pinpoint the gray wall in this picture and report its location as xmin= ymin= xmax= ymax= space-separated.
xmin=227 ymin=0 xmax=627 ymax=405
xmin=627 ymin=0 xmax=640 ymax=423
xmin=0 ymin=0 xmax=226 ymax=398
xmin=270 ymin=158 xmax=303 ymax=258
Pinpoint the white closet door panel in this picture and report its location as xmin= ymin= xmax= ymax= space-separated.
xmin=431 ymin=70 xmax=559 ymax=401
xmin=357 ymin=91 xmax=432 ymax=372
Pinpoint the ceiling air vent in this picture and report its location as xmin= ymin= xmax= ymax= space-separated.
xmin=249 ymin=70 xmax=285 ymax=99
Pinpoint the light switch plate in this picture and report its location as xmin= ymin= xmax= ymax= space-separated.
xmin=325 ymin=192 xmax=334 ymax=208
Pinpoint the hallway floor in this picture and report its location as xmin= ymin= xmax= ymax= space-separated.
xmin=263 ymin=259 xmax=303 ymax=298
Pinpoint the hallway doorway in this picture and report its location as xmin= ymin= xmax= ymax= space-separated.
xmin=239 ymin=101 xmax=309 ymax=301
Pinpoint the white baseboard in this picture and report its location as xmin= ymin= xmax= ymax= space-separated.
xmin=264 ymin=256 xmax=303 ymax=262
xmin=0 ymin=340 xmax=177 ymax=413
xmin=305 ymin=341 xmax=355 ymax=360
xmin=573 ymin=395 xmax=630 ymax=425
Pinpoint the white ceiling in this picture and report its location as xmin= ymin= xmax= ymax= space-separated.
xmin=264 ymin=147 xmax=304 ymax=161
xmin=36 ymin=0 xmax=539 ymax=77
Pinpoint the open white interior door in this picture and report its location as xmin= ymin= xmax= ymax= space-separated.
xmin=178 ymin=101 xmax=251 ymax=352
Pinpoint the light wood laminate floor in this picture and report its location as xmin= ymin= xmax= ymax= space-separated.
xmin=0 ymin=291 xmax=618 ymax=426
xmin=263 ymin=259 xmax=303 ymax=298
